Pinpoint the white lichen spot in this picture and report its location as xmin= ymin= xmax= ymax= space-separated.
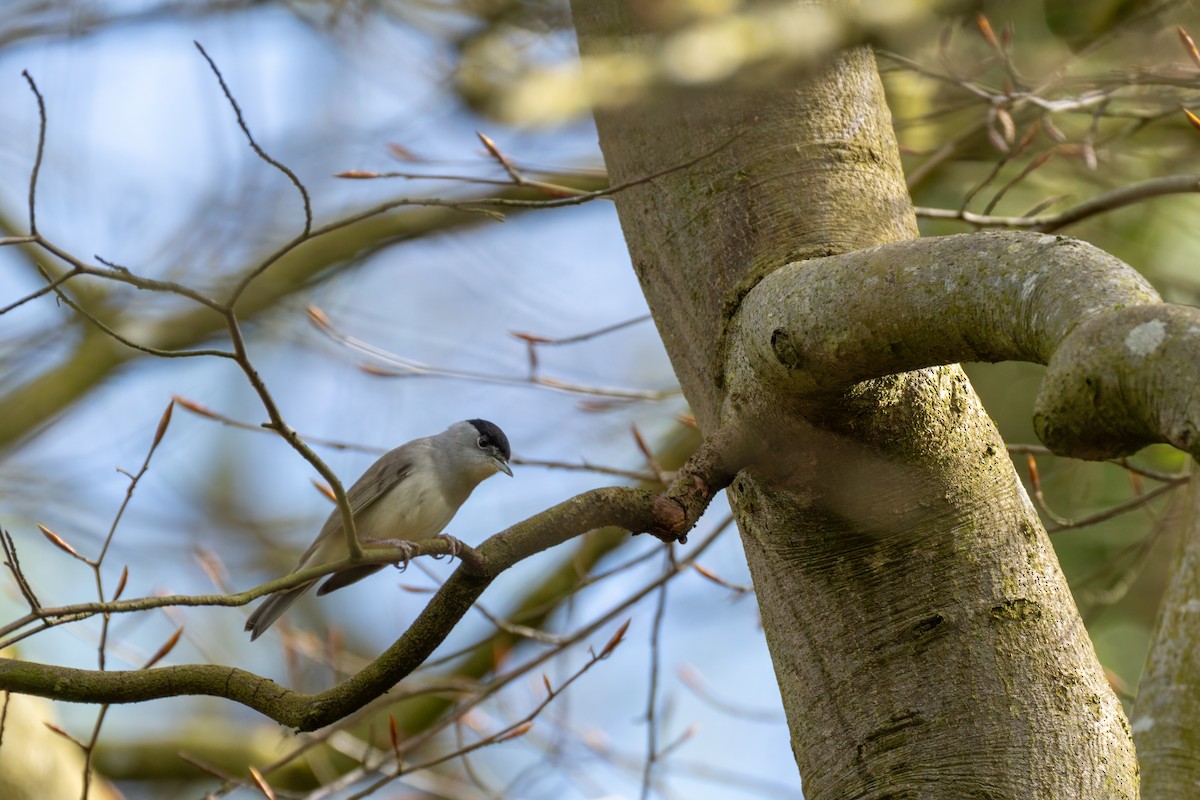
xmin=1125 ymin=320 xmax=1167 ymax=357
xmin=1020 ymin=274 xmax=1039 ymax=303
xmin=1131 ymin=716 xmax=1155 ymax=734
xmin=1186 ymin=599 xmax=1200 ymax=614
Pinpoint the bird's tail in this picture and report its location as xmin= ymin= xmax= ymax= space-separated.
xmin=245 ymin=582 xmax=315 ymax=641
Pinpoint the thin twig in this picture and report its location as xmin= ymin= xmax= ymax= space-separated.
xmin=640 ymin=548 xmax=672 ymax=800
xmin=417 ymin=543 xmax=668 ymax=672
xmin=915 ymin=175 xmax=1200 ymax=231
xmin=308 ymin=306 xmax=678 ymax=402
xmin=678 ymin=664 xmax=782 ymax=722
xmin=632 ymin=425 xmax=671 ymax=487
xmin=477 ymin=131 xmax=590 ymax=197
xmin=193 ymin=42 xmax=311 ymax=238
xmin=1017 ymin=446 xmax=1184 ymax=532
xmin=20 ymin=71 xmax=45 ymax=235
xmin=0 ymin=691 xmax=9 ymax=747
xmin=35 ymin=241 xmax=228 ymax=311
xmin=512 ymin=314 xmax=652 ymax=382
xmin=1047 ymin=481 xmax=1181 ymax=533
xmin=691 ymin=561 xmax=754 ymax=595
xmin=513 ymin=314 xmax=652 ymax=347
xmin=323 ymin=133 xmax=738 ymax=220
xmin=1005 ymin=443 xmax=1186 ymax=483
xmin=900 ymin=0 xmax=1186 ymax=191
xmin=173 ymin=395 xmax=659 ymax=480
xmin=221 ymin=312 xmax=362 ymax=560
xmin=456 ymin=716 xmax=505 ymax=800
xmin=176 ymin=751 xmax=238 ymax=782
xmin=0 ymin=537 xmax=464 ymax=648
xmin=981 ymin=144 xmax=1051 ymax=216
xmin=514 ymin=457 xmax=657 ymax=482
xmin=75 ymin=401 xmax=176 ymax=798
xmin=0 ymin=266 xmax=80 ymax=316
xmin=0 ymin=530 xmax=40 ymax=612
xmin=1077 ymin=511 xmax=1175 ymax=620
xmin=37 ymin=266 xmax=235 ymax=359
xmin=337 ymin=623 xmax=630 ymax=800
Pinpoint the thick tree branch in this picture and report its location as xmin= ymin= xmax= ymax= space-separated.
xmin=84 ymin=426 xmax=704 ymax=788
xmin=728 ymin=230 xmax=1199 ymax=460
xmin=0 ymin=433 xmax=735 ymax=729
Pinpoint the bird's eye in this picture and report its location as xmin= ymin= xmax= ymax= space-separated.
xmin=477 ymin=436 xmax=489 ymax=450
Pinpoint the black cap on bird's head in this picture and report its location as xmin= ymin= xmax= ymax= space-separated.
xmin=467 ymin=418 xmax=512 ymax=476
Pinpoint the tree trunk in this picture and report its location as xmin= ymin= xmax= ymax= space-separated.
xmin=571 ymin=2 xmax=1139 ymax=796
xmin=1135 ymin=473 xmax=1200 ymax=799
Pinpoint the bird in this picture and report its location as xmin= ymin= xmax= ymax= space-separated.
xmin=245 ymin=419 xmax=512 ymax=640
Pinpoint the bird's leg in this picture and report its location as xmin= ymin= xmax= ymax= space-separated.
xmin=434 ymin=533 xmax=464 ymax=561
xmin=363 ymin=538 xmax=418 ymax=571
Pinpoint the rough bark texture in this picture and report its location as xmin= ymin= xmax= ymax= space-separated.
xmin=571 ymin=1 xmax=1138 ymax=797
xmin=571 ymin=5 xmax=914 ymax=431
xmin=1134 ymin=474 xmax=1200 ymax=799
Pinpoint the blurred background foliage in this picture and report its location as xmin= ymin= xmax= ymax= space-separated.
xmin=1 ymin=0 xmax=1199 ymax=797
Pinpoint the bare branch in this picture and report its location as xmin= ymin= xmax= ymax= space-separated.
xmin=308 ymin=305 xmax=679 ymax=403
xmin=0 ymin=427 xmax=739 ymax=726
xmin=0 ymin=264 xmax=79 ymax=316
xmin=193 ymin=42 xmax=312 ymax=239
xmin=916 ymin=175 xmax=1200 ymax=232
xmin=1 ymin=530 xmax=41 ymax=612
xmin=220 ymin=312 xmax=363 ymax=561
xmin=37 ymin=267 xmax=235 ymax=359
xmin=20 ymin=71 xmax=45 ymax=236
xmin=36 ymin=242 xmax=227 ymax=311
xmin=1006 ymin=442 xmax=1186 ymax=483
xmin=0 ymin=537 xmax=464 ymax=647
xmin=172 ymin=394 xmax=659 ymax=480
xmin=640 ymin=552 xmax=671 ymax=800
xmin=1047 ymin=482 xmax=1181 ymax=533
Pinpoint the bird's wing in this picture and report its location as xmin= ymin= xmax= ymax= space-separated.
xmin=296 ymin=443 xmax=419 ymax=567
xmin=246 ymin=442 xmax=429 ymax=639
xmin=315 ymin=564 xmax=385 ymax=595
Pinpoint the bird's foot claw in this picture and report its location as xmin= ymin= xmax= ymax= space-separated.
xmin=434 ymin=533 xmax=464 ymax=561
xmin=364 ymin=538 xmax=418 ymax=571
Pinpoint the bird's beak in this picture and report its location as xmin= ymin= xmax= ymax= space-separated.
xmin=496 ymin=457 xmax=513 ymax=477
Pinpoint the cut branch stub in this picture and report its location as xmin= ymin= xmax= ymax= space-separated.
xmin=643 ymin=425 xmax=743 ymax=543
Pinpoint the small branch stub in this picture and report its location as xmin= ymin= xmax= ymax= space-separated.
xmin=644 ymin=495 xmax=690 ymax=543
